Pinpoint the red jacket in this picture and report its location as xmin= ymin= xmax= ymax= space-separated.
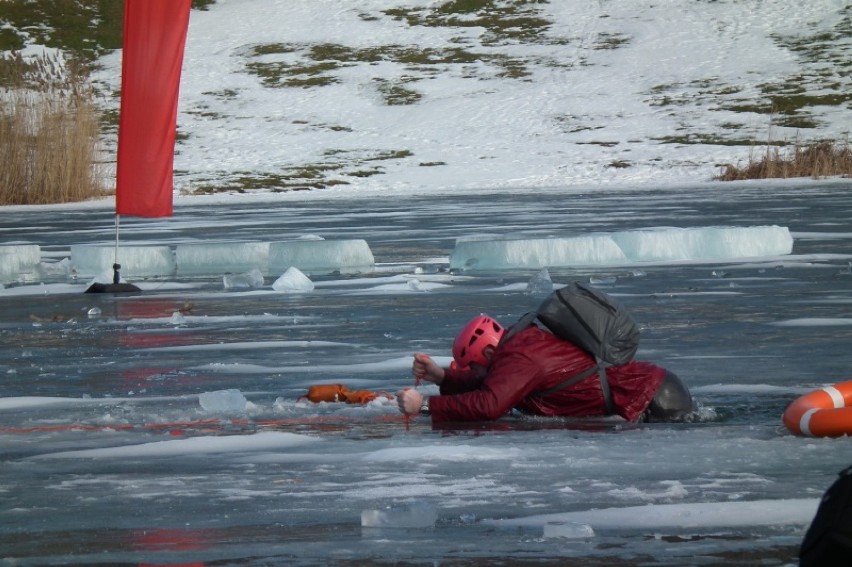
xmin=430 ymin=326 xmax=666 ymax=423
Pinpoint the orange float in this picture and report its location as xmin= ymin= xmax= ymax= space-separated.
xmin=783 ymin=381 xmax=852 ymax=437
xmin=300 ymin=383 xmax=392 ymax=405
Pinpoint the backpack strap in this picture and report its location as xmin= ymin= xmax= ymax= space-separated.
xmin=498 ymin=311 xmax=538 ymax=347
xmin=532 ymin=361 xmax=615 ymax=416
xmin=504 ymin=311 xmax=615 ymax=415
xmin=532 ymin=365 xmax=598 ymax=397
xmin=597 ymin=359 xmax=615 ymax=415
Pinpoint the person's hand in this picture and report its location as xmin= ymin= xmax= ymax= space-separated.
xmin=396 ymin=388 xmax=424 ymax=416
xmin=412 ymin=353 xmax=445 ymax=385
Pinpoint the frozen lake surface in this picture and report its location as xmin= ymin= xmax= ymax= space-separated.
xmin=2 ymin=181 xmax=852 ymax=565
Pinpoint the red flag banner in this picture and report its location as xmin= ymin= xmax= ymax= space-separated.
xmin=115 ymin=0 xmax=191 ymax=218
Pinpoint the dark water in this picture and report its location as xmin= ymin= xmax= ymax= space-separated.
xmin=1 ymin=181 xmax=852 ymax=565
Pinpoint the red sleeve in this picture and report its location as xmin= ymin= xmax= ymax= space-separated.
xmin=439 ymin=366 xmax=482 ymax=395
xmin=429 ymin=351 xmax=541 ymax=422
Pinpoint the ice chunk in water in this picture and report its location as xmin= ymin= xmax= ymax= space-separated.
xmin=199 ymin=389 xmax=248 ymax=413
xmin=65 ymin=239 xmax=377 ymax=279
xmin=71 ymin=244 xmax=175 ymax=278
xmin=526 ymin=268 xmax=553 ymax=295
xmin=611 ymin=226 xmax=793 ymax=261
xmin=269 ymin=239 xmax=375 ymax=275
xmin=37 ymin=258 xmax=72 ymax=280
xmin=450 ymin=226 xmax=793 ymax=271
xmin=361 ymin=502 xmax=437 ymax=528
xmin=0 ymin=245 xmax=41 ymax=282
xmin=223 ymin=268 xmax=265 ymax=290
xmin=451 ymin=235 xmax=627 ymax=271
xmin=176 ymin=241 xmax=270 ymax=276
xmin=272 ymin=266 xmax=314 ymax=293
xmin=543 ymin=521 xmax=595 ymax=539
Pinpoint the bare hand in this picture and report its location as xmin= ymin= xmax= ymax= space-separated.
xmin=412 ymin=353 xmax=445 ymax=385
xmin=396 ymin=388 xmax=424 ymax=416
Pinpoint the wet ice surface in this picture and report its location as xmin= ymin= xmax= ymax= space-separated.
xmin=2 ymin=183 xmax=852 ymax=565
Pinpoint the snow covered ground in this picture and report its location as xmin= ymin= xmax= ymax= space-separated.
xmin=84 ymin=0 xmax=852 ymax=200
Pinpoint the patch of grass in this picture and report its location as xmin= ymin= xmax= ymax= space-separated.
xmin=243 ymin=3 xmax=581 ymax=93
xmin=0 ymin=0 xmax=123 ymax=64
xmin=753 ymin=10 xmax=852 ymax=128
xmin=191 ymin=1 xmax=218 ymax=11
xmin=593 ymin=32 xmax=630 ymax=50
xmin=286 ymin=164 xmax=344 ymax=179
xmin=721 ymin=85 xmax=852 ymax=118
xmin=493 ymin=57 xmax=532 ymax=79
xmin=191 ymin=168 xmax=351 ymax=194
xmin=580 ymin=141 xmax=619 ymax=148
xmin=607 ymin=160 xmax=632 ymax=169
xmin=0 ymin=0 xmax=215 ymax=66
xmin=0 ymin=53 xmax=107 ymax=205
xmin=654 ymin=133 xmax=778 ymax=147
xmin=385 ymin=1 xmax=554 ymax=46
xmin=202 ymin=88 xmax=240 ymax=100
xmin=245 ymin=59 xmax=341 ymax=88
xmin=249 ymin=43 xmax=299 ymax=56
xmin=718 ymin=98 xmax=822 ymax=129
xmin=185 ymin=106 xmax=227 ymax=120
xmin=554 ymin=114 xmax=605 ymax=134
xmin=766 ymin=91 xmax=852 ymax=110
xmin=98 ymin=106 xmax=120 ymax=137
xmin=0 ymin=27 xmax=25 ymax=52
xmin=716 ymin=138 xmax=852 ymax=181
xmin=771 ymin=6 xmax=852 ymax=66
xmin=645 ymin=80 xmax=743 ymax=108
xmin=244 ymin=41 xmax=541 ymax=92
xmin=365 ymin=149 xmax=414 ymax=161
xmin=373 ymin=78 xmax=422 ymax=105
xmin=188 ymin=147 xmax=416 ymax=194
xmin=0 ymin=50 xmax=89 ymax=91
xmin=769 ymin=114 xmax=820 ymax=130
xmin=347 ymin=168 xmax=384 ymax=178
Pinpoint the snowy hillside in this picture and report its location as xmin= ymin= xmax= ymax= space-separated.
xmin=88 ymin=0 xmax=852 ymax=197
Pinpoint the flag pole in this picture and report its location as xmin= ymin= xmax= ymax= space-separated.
xmin=113 ymin=214 xmax=121 ymax=285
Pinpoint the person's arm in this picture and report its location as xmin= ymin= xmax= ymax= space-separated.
xmin=412 ymin=353 xmax=445 ymax=384
xmin=412 ymin=352 xmax=483 ymax=393
xmin=439 ymin=364 xmax=484 ymax=394
xmin=398 ymin=354 xmax=483 ymax=417
xmin=396 ymin=388 xmax=427 ymax=416
xmin=429 ymin=351 xmax=540 ymax=422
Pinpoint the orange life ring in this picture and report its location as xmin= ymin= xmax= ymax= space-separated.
xmin=783 ymin=381 xmax=852 ymax=437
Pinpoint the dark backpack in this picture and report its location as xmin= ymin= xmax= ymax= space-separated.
xmin=502 ymin=282 xmax=640 ymax=413
xmin=800 ymin=465 xmax=852 ymax=567
xmin=537 ymin=282 xmax=640 ymax=365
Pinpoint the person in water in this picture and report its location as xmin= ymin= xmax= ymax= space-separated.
xmin=397 ymin=314 xmax=694 ymax=423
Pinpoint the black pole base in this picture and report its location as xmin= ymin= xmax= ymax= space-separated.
xmin=84 ymin=263 xmax=141 ymax=293
xmin=85 ymin=282 xmax=142 ymax=294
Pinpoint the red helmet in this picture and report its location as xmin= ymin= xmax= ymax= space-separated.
xmin=452 ymin=314 xmax=505 ymax=369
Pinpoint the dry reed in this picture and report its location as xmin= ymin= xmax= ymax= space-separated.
xmin=716 ymin=138 xmax=852 ymax=181
xmin=0 ymin=52 xmax=108 ymax=205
